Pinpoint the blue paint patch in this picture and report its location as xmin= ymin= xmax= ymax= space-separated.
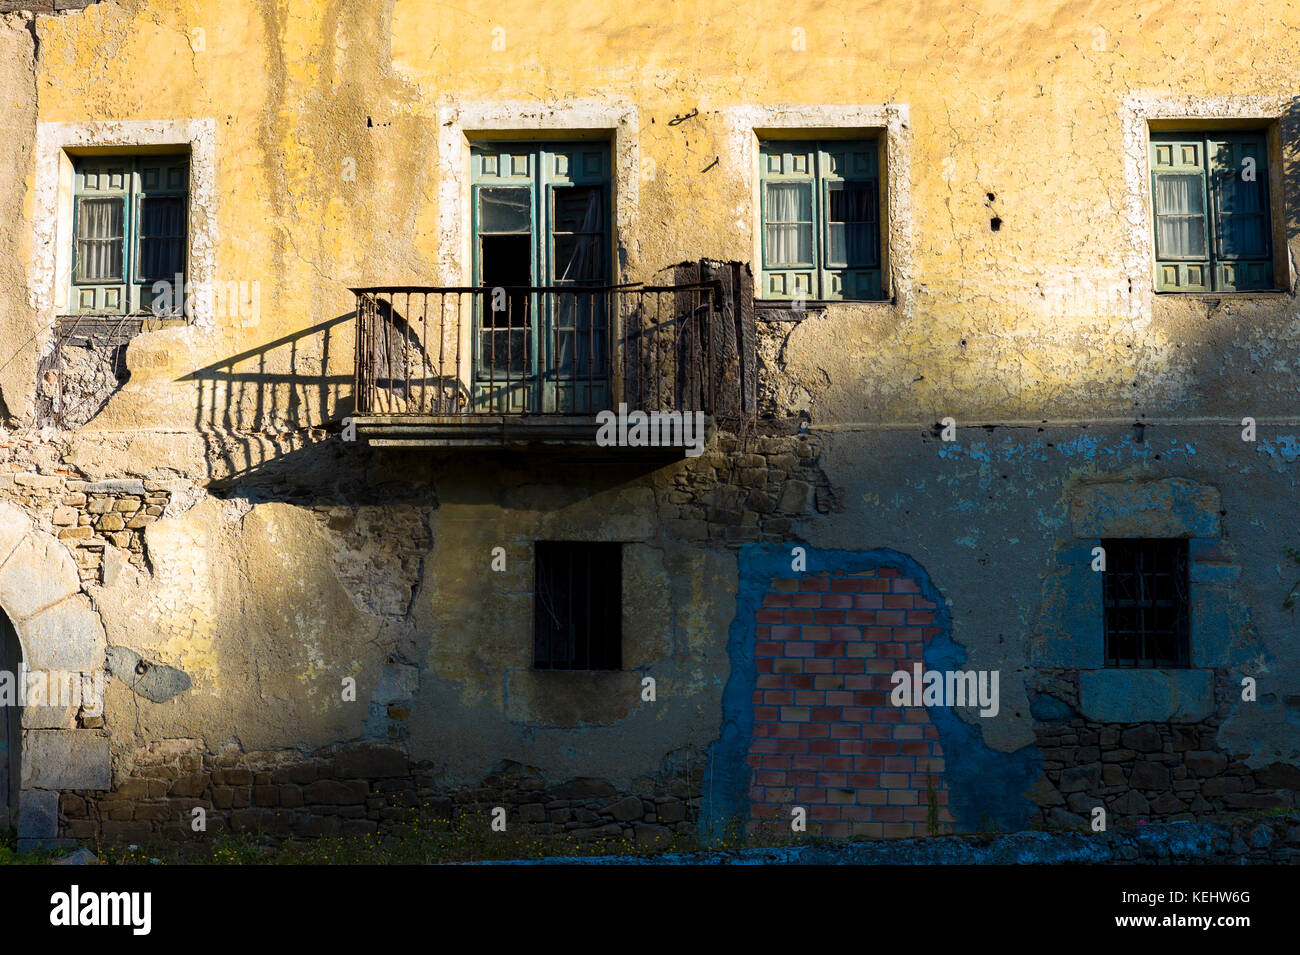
xmin=1256 ymin=435 xmax=1300 ymax=462
xmin=935 ymin=434 xmax=1199 ymax=467
xmin=702 ymin=543 xmax=1042 ymax=842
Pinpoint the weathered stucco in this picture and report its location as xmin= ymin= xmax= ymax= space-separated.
xmin=0 ymin=0 xmax=1296 ymax=845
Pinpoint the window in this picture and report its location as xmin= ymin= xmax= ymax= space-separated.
xmin=70 ymin=154 xmax=189 ymax=315
xmin=533 ymin=541 xmax=622 ymax=670
xmin=1102 ymin=539 xmax=1190 ymax=668
xmin=471 ymin=141 xmax=612 ymax=413
xmin=759 ymin=139 xmax=882 ymax=301
xmin=1150 ymin=131 xmax=1274 ymax=292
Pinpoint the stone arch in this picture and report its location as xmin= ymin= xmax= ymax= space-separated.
xmin=0 ymin=500 xmax=109 ymax=846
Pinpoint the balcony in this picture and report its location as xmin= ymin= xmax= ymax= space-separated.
xmin=351 ymin=267 xmax=754 ymax=450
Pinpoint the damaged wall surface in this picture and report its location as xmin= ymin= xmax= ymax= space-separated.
xmin=0 ymin=0 xmax=1295 ymax=849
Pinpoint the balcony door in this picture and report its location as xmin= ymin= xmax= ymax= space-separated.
xmin=471 ymin=141 xmax=611 ymax=413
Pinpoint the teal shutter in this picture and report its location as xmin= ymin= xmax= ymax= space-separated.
xmin=759 ymin=139 xmax=883 ymax=301
xmin=1151 ymin=136 xmax=1211 ymax=292
xmin=472 ymin=143 xmax=538 ymax=411
xmin=470 ymin=141 xmax=612 ymax=413
xmin=1208 ymin=134 xmax=1272 ymax=291
xmin=759 ymin=141 xmax=818 ymax=300
xmin=71 ymin=159 xmax=131 ymax=313
xmin=134 ymin=158 xmax=189 ymax=315
xmin=543 ymin=143 xmax=611 ymax=413
xmin=820 ymin=141 xmax=881 ymax=301
xmin=71 ymin=155 xmax=189 ymax=315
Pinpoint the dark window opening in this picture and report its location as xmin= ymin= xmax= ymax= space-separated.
xmin=1102 ymin=538 xmax=1190 ymax=668
xmin=478 ymin=234 xmax=531 ymax=378
xmin=534 ymin=541 xmax=622 ymax=670
xmin=1 ymin=610 xmax=21 ymax=826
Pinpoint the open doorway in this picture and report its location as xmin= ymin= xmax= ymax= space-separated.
xmin=0 ymin=610 xmax=19 ymax=830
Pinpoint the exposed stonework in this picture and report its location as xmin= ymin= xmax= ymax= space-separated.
xmin=1028 ymin=670 xmax=1296 ymax=827
xmin=659 ymin=432 xmax=837 ymax=545
xmin=69 ymin=743 xmax=705 ymax=846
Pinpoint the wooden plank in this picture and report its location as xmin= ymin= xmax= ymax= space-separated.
xmin=673 ymin=262 xmax=702 ymax=411
xmin=710 ymin=260 xmax=740 ymax=420
xmin=735 ymin=261 xmax=757 ymax=418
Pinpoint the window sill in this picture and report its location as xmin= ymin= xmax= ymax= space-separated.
xmin=53 ymin=314 xmax=188 ymax=344
xmin=1078 ymin=667 xmax=1213 ymax=723
xmin=755 ymin=298 xmax=891 ymax=320
xmin=1154 ymin=290 xmax=1290 ymax=299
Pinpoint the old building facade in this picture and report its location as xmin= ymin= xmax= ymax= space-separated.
xmin=0 ymin=0 xmax=1297 ymax=848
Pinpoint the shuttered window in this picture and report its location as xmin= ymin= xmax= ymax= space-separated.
xmin=1150 ymin=131 xmax=1274 ymax=292
xmin=71 ymin=155 xmax=189 ymax=315
xmin=759 ymin=139 xmax=883 ymax=301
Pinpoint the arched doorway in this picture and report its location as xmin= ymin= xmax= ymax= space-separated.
xmin=0 ymin=609 xmax=20 ymax=830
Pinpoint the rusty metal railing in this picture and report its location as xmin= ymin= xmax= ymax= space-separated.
xmin=352 ymin=282 xmax=722 ymax=417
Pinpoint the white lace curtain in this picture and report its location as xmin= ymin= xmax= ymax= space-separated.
xmin=765 ymin=182 xmax=813 ymax=266
xmin=77 ymin=198 xmax=124 ymax=281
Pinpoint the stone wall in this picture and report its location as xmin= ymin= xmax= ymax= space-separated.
xmin=660 ymin=431 xmax=837 ymax=545
xmin=67 ymin=742 xmax=705 ymax=846
xmin=532 ymin=815 xmax=1300 ymax=865
xmin=1028 ymin=670 xmax=1298 ymax=826
xmin=0 ymin=430 xmax=175 ymax=584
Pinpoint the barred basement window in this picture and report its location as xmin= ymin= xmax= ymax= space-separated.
xmin=1102 ymin=539 xmax=1190 ymax=668
xmin=1150 ymin=130 xmax=1276 ymax=292
xmin=533 ymin=541 xmax=622 ymax=670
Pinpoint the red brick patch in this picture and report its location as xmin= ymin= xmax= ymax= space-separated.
xmin=747 ymin=568 xmax=956 ymax=839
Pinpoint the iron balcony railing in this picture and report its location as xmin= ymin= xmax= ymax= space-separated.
xmin=352 ymin=282 xmax=723 ymax=417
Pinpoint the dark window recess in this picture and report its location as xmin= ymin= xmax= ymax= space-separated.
xmin=1102 ymin=538 xmax=1190 ymax=668
xmin=533 ymin=541 xmax=622 ymax=670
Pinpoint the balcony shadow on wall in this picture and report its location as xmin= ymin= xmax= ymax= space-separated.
xmin=176 ymin=313 xmax=367 ymax=491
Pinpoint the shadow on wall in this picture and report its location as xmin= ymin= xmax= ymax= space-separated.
xmin=176 ymin=313 xmax=356 ymax=486
xmin=1284 ymin=97 xmax=1300 ymax=248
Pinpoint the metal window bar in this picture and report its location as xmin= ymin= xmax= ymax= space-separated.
xmin=1102 ymin=538 xmax=1190 ymax=668
xmin=353 ymin=282 xmax=723 ymax=419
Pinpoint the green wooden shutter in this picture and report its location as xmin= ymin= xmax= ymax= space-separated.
xmin=1150 ymin=135 xmax=1211 ymax=292
xmin=543 ymin=142 xmax=609 ymax=284
xmin=71 ymin=159 xmax=131 ymax=314
xmin=134 ymin=158 xmax=189 ymax=315
xmin=471 ymin=143 xmax=539 ymax=412
xmin=820 ymin=140 xmax=881 ymax=301
xmin=542 ymin=143 xmax=611 ymax=413
xmin=759 ymin=141 xmax=818 ymax=300
xmin=1208 ymin=134 xmax=1272 ymax=291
